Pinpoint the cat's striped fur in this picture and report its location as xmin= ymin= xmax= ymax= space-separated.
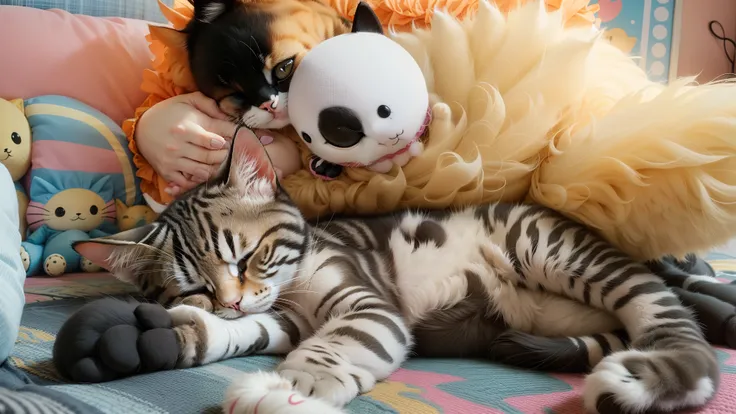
xmin=79 ymin=133 xmax=719 ymax=414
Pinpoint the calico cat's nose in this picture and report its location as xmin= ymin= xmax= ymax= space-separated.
xmin=259 ymin=96 xmax=279 ymax=113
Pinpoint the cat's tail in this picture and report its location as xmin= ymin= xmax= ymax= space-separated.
xmin=488 ymin=330 xmax=629 ymax=373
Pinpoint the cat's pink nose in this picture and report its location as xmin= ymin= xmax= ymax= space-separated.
xmin=260 ymin=97 xmax=279 ymax=113
xmin=222 ymin=300 xmax=240 ymax=310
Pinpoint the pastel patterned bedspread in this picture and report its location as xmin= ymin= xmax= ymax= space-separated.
xmin=12 ymin=252 xmax=736 ymax=413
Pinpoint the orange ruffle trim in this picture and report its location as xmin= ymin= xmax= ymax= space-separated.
xmin=123 ymin=0 xmax=599 ymax=205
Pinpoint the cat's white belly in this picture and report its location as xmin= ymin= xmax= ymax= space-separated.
xmin=390 ymin=212 xmax=490 ymax=326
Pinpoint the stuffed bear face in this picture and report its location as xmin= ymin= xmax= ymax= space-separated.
xmin=0 ymin=98 xmax=31 ymax=181
xmin=287 ymin=4 xmax=429 ymax=168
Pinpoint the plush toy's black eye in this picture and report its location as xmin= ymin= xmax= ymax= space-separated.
xmin=302 ymin=132 xmax=312 ymax=143
xmin=11 ymin=132 xmax=21 ymax=145
xmin=377 ymin=105 xmax=391 ymax=118
xmin=55 ymin=207 xmax=66 ymax=217
xmin=90 ymin=205 xmax=99 ymax=215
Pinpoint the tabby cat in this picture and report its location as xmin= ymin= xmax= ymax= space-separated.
xmin=159 ymin=0 xmax=352 ymax=129
xmin=75 ymin=129 xmax=719 ymax=414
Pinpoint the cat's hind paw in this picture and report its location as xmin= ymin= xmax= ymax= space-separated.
xmin=584 ymin=350 xmax=716 ymax=414
xmin=224 ymin=371 xmax=345 ymax=414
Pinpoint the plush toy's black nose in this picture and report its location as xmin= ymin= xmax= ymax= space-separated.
xmin=317 ymin=106 xmax=365 ymax=148
xmin=3 ymin=148 xmax=8 ymax=153
xmin=76 ymin=212 xmax=82 ymax=216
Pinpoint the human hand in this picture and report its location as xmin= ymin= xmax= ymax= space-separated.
xmin=135 ymin=92 xmax=237 ymax=194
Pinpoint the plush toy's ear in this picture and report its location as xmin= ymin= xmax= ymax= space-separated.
xmin=192 ymin=0 xmax=236 ymax=23
xmin=9 ymin=98 xmax=24 ymax=114
xmin=351 ymin=2 xmax=383 ymax=34
xmin=72 ymin=224 xmax=159 ymax=280
xmin=115 ymin=199 xmax=127 ymax=216
xmin=214 ymin=126 xmax=279 ymax=197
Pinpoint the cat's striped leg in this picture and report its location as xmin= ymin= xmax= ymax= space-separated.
xmin=275 ymin=297 xmax=411 ymax=407
xmin=480 ymin=230 xmax=719 ymax=413
xmin=168 ymin=304 xmax=309 ymax=367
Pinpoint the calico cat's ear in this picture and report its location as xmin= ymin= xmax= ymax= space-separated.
xmin=351 ymin=2 xmax=383 ymax=35
xmin=72 ymin=224 xmax=159 ymax=281
xmin=193 ymin=0 xmax=236 ymax=24
xmin=148 ymin=25 xmax=187 ymax=49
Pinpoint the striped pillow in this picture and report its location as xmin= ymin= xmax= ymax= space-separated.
xmin=23 ymin=95 xmax=143 ymax=233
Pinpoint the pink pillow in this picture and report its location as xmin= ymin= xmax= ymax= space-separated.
xmin=0 ymin=6 xmax=154 ymax=126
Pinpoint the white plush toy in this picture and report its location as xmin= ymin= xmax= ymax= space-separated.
xmin=288 ymin=2 xmax=430 ymax=180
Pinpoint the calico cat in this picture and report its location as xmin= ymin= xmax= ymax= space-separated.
xmin=75 ymin=130 xmax=719 ymax=414
xmin=159 ymin=0 xmax=351 ymax=129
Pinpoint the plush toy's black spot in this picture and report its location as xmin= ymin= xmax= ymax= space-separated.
xmin=302 ymin=132 xmax=312 ymax=143
xmin=135 ymin=303 xmax=173 ymax=330
xmin=99 ymin=325 xmax=141 ymax=374
xmin=11 ymin=132 xmax=21 ymax=145
xmin=318 ymin=106 xmax=365 ymax=148
xmin=55 ymin=207 xmax=65 ymax=217
xmin=309 ymin=156 xmax=343 ymax=179
xmin=377 ymin=105 xmax=391 ymax=118
xmin=90 ymin=205 xmax=99 ymax=215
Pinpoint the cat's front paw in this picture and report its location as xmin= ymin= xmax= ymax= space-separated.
xmin=277 ymin=338 xmax=376 ymax=407
xmin=225 ymin=371 xmax=346 ymax=414
xmin=44 ymin=254 xmax=67 ymax=276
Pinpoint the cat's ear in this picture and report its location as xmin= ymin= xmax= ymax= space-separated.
xmin=216 ymin=126 xmax=279 ymax=198
xmin=351 ymin=2 xmax=383 ymax=34
xmin=72 ymin=223 xmax=159 ymax=282
xmin=9 ymin=98 xmax=24 ymax=114
xmin=148 ymin=25 xmax=187 ymax=49
xmin=192 ymin=0 xmax=236 ymax=24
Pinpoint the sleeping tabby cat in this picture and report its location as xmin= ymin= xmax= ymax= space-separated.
xmin=155 ymin=0 xmax=351 ymax=129
xmin=75 ymin=127 xmax=720 ymax=414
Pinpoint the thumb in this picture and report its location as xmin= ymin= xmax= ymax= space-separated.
xmin=188 ymin=92 xmax=230 ymax=121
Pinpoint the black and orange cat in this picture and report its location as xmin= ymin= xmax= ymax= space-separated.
xmin=158 ymin=0 xmax=352 ymax=129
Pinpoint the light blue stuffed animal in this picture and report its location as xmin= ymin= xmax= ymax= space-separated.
xmin=22 ymin=176 xmax=118 ymax=276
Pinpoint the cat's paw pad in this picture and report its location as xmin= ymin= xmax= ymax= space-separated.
xmin=309 ymin=156 xmax=343 ymax=180
xmin=277 ymin=341 xmax=376 ymax=407
xmin=44 ymin=254 xmax=67 ymax=276
xmin=20 ymin=246 xmax=30 ymax=271
xmin=81 ymin=257 xmax=102 ymax=273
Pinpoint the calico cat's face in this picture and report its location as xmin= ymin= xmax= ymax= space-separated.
xmin=184 ymin=0 xmax=351 ymax=129
xmin=74 ymin=130 xmax=308 ymax=316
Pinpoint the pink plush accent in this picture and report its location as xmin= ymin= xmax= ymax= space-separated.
xmin=31 ymin=141 xmax=124 ymax=174
xmin=0 ymin=6 xmax=154 ymax=125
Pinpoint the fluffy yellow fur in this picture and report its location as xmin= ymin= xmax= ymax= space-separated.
xmin=282 ymin=0 xmax=736 ymax=260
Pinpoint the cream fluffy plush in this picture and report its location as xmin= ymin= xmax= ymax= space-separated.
xmin=390 ymin=0 xmax=736 ymax=260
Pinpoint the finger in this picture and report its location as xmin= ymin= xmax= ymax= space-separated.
xmin=204 ymin=118 xmax=240 ymax=140
xmin=177 ymin=158 xmax=219 ymax=182
xmin=181 ymin=142 xmax=229 ymax=166
xmin=186 ymin=125 xmax=229 ymax=150
xmin=165 ymin=171 xmax=193 ymax=189
xmin=187 ymin=92 xmax=230 ymax=121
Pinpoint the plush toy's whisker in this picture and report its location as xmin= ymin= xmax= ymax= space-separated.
xmin=26 ymin=212 xmax=50 ymax=217
xmin=27 ymin=219 xmax=48 ymax=227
